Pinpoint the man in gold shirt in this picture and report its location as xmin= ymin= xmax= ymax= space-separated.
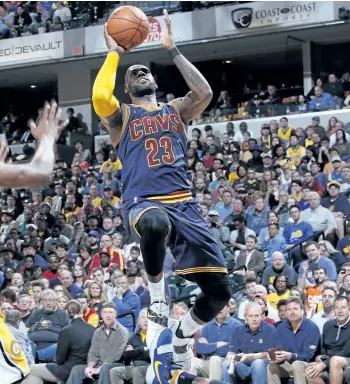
xmin=99 ymin=150 xmax=122 ymax=175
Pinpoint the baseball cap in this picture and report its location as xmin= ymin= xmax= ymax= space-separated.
xmin=328 ymin=181 xmax=341 ymax=189
xmin=332 ymin=156 xmax=342 ymax=163
xmin=261 ymin=124 xmax=270 ymax=130
xmin=251 ymin=145 xmax=262 ymax=152
xmin=27 ymin=224 xmax=38 ymax=230
xmin=88 ymin=230 xmax=99 ymax=238
xmin=104 ymin=186 xmax=112 ymax=191
xmin=312 ymin=116 xmax=320 ymax=122
xmin=231 ymin=147 xmax=239 ymax=153
xmin=99 ymin=248 xmax=110 ymax=256
xmin=40 ymin=202 xmax=51 ymax=209
xmin=253 ymin=95 xmax=260 ymax=100
xmin=208 ymin=210 xmax=219 ymax=217
xmin=237 ymin=188 xmax=247 ymax=193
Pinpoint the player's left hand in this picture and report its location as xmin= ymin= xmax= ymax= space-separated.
xmin=162 ymin=9 xmax=176 ymax=51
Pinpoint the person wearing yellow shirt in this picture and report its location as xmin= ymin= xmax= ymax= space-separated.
xmin=99 ymin=150 xmax=122 ymax=175
xmin=286 ymin=134 xmax=306 ymax=167
xmin=93 ymin=187 xmax=121 ymax=209
xmin=290 ymin=180 xmax=303 ymax=201
xmin=277 ymin=117 xmax=293 ymax=141
xmin=267 ymin=275 xmax=290 ymax=310
xmin=0 ymin=313 xmax=29 ymax=383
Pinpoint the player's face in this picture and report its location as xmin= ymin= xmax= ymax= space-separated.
xmin=125 ymin=65 xmax=157 ymax=97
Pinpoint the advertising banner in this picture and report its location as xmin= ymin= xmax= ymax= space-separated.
xmin=0 ymin=31 xmax=64 ymax=66
xmin=85 ymin=12 xmax=192 ymax=55
xmin=216 ymin=1 xmax=335 ymax=35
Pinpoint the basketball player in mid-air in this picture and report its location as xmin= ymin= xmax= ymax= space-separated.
xmin=92 ymin=9 xmax=230 ymax=383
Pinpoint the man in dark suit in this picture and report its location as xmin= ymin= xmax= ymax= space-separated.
xmin=23 ymin=300 xmax=95 ymax=384
xmin=233 ymin=235 xmax=265 ymax=277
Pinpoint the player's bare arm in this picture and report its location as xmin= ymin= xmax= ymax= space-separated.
xmin=92 ymin=24 xmax=127 ymax=144
xmin=162 ymin=9 xmax=213 ymax=124
xmin=0 ymin=101 xmax=68 ymax=188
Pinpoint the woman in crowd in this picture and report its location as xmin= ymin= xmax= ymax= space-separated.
xmin=228 ymin=297 xmax=238 ymax=319
xmin=332 ymin=129 xmax=350 ymax=161
xmin=73 ymin=264 xmax=88 ymax=289
xmin=326 ymin=116 xmax=338 ymax=137
xmin=319 ymin=240 xmax=347 ymax=272
xmin=0 ymin=267 xmax=14 ymax=291
xmin=272 ymin=144 xmax=286 ymax=166
xmin=88 ymin=281 xmax=104 ymax=317
xmin=56 ymin=295 xmax=69 ymax=310
xmin=78 ymin=245 xmax=93 ymax=276
xmin=267 ymin=276 xmax=290 ymax=310
xmin=53 ymin=285 xmax=72 ymax=300
xmin=290 ymin=286 xmax=306 ymax=307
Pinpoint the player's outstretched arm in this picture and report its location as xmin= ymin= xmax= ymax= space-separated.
xmin=0 ymin=101 xmax=67 ymax=188
xmin=162 ymin=10 xmax=213 ymax=124
xmin=92 ymin=24 xmax=126 ymax=143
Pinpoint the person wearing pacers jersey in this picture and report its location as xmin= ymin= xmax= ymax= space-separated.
xmin=0 ymin=312 xmax=29 ymax=383
xmin=92 ymin=9 xmax=230 ymax=384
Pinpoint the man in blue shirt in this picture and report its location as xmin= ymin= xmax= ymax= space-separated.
xmin=284 ymin=205 xmax=314 ymax=246
xmin=298 ymin=241 xmax=337 ymax=283
xmin=309 ymin=86 xmax=336 ymax=111
xmin=267 ymin=297 xmax=320 ymax=383
xmin=246 ymin=197 xmax=270 ymax=235
xmin=194 ymin=305 xmax=241 ymax=380
xmin=112 ymin=275 xmax=140 ymax=334
xmin=261 ymin=223 xmax=288 ymax=265
xmin=222 ymin=302 xmax=279 ymax=384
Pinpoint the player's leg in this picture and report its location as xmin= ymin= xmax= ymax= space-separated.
xmin=172 ymin=272 xmax=230 ymax=372
xmin=148 ymin=327 xmax=225 ymax=384
xmin=135 ymin=207 xmax=171 ymax=346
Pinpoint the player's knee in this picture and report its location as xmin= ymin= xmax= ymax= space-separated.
xmin=137 ymin=209 xmax=170 ymax=240
xmin=201 ymin=273 xmax=230 ymax=306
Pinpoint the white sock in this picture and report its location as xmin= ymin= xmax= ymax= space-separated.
xmin=178 ymin=309 xmax=203 ymax=338
xmin=148 ymin=275 xmax=165 ymax=302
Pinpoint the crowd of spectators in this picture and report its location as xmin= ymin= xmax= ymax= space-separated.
xmin=194 ymin=73 xmax=350 ymax=125
xmin=0 ymin=97 xmax=350 ymax=383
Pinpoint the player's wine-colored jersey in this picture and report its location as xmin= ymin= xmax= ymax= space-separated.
xmin=114 ymin=102 xmax=190 ymax=201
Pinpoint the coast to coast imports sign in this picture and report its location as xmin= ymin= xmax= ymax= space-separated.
xmin=0 ymin=31 xmax=64 ymax=66
xmin=216 ymin=1 xmax=335 ymax=35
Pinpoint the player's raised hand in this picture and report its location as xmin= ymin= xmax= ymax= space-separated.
xmin=29 ymin=100 xmax=68 ymax=142
xmin=104 ymin=23 xmax=126 ymax=54
xmin=162 ymin=9 xmax=176 ymax=51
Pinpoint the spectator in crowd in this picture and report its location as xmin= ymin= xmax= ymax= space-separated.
xmin=109 ymin=308 xmax=151 ymax=384
xmin=261 ymin=223 xmax=288 ymax=265
xmin=5 ymin=309 xmax=34 ymax=366
xmin=26 ymin=289 xmax=70 ymax=363
xmin=193 ymin=304 xmax=241 ymax=379
xmin=53 ymin=1 xmax=71 ymax=23
xmin=311 ymin=287 xmax=337 ymax=333
xmin=233 ymin=235 xmax=264 ymax=276
xmin=306 ymin=296 xmax=350 ymax=384
xmin=66 ymin=302 xmax=129 ymax=384
xmin=310 ymin=86 xmax=336 ymax=111
xmin=267 ymin=297 xmax=320 ymax=383
xmin=112 ymin=274 xmax=140 ymax=334
xmin=223 ymin=302 xmax=279 ymax=384
xmin=262 ymin=251 xmax=298 ymax=290
xmin=58 ymin=270 xmax=83 ymax=299
xmin=298 ymin=242 xmax=337 ymax=283
xmin=76 ymin=292 xmax=99 ymax=328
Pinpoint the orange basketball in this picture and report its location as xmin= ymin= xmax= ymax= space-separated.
xmin=107 ymin=6 xmax=150 ymax=50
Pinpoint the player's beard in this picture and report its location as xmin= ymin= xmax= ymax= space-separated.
xmin=130 ymin=81 xmax=158 ymax=98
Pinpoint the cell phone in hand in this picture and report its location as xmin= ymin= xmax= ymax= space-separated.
xmin=308 ymin=262 xmax=319 ymax=272
xmin=268 ymin=346 xmax=282 ymax=360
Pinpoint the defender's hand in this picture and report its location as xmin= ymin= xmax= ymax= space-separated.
xmin=30 ymin=100 xmax=68 ymax=142
xmin=162 ymin=9 xmax=176 ymax=51
xmin=104 ymin=23 xmax=126 ymax=54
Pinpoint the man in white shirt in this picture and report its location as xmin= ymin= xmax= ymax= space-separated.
xmin=311 ymin=287 xmax=336 ymax=334
xmin=301 ymin=192 xmax=337 ymax=236
xmin=53 ymin=2 xmax=71 ymax=23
